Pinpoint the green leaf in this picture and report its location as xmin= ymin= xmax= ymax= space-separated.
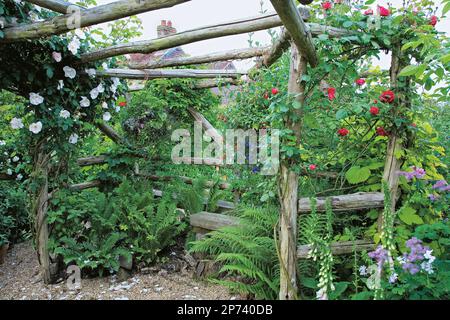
xmin=336 ymin=109 xmax=348 ymax=120
xmin=399 ymin=65 xmax=420 ymax=77
xmin=399 ymin=207 xmax=424 ymax=225
xmin=345 ymin=166 xmax=371 ymax=184
xmin=343 ymin=21 xmax=353 ymax=28
xmin=439 ymin=53 xmax=450 ymax=64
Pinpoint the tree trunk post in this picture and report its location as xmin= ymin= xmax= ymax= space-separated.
xmin=278 ymin=43 xmax=307 ymax=300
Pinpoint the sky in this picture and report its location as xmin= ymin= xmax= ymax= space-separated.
xmin=92 ymin=0 xmax=449 ymax=71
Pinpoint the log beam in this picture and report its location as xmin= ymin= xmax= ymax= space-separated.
xmin=298 ymin=192 xmax=384 ymax=213
xmin=129 ymin=47 xmax=269 ymax=69
xmin=95 ymin=69 xmax=246 ymax=80
xmin=2 ymin=0 xmax=191 ymax=42
xmin=25 ymin=0 xmax=86 ymax=13
xmin=269 ymin=0 xmax=318 ymax=67
xmin=297 ymin=240 xmax=376 ymax=259
xmin=80 ymin=9 xmax=346 ymax=63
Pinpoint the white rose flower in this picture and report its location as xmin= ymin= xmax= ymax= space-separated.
xmin=75 ymin=29 xmax=86 ymax=39
xmin=0 ymin=140 xmax=5 ymax=146
xmin=29 ymin=121 xmax=43 ymax=134
xmin=29 ymin=92 xmax=44 ymax=105
xmin=90 ymin=88 xmax=99 ymax=100
xmin=68 ymin=37 xmax=80 ymax=55
xmin=12 ymin=156 xmax=19 ymax=162
xmin=57 ymin=80 xmax=64 ymax=90
xmin=60 ymin=109 xmax=70 ymax=119
xmin=102 ymin=101 xmax=108 ymax=109
xmin=102 ymin=62 xmax=108 ymax=69
xmin=110 ymin=84 xmax=117 ymax=93
xmin=112 ymin=77 xmax=120 ymax=87
xmin=103 ymin=112 xmax=112 ymax=122
xmin=96 ymin=83 xmax=104 ymax=93
xmin=115 ymin=106 xmax=120 ymax=113
xmin=69 ymin=133 xmax=79 ymax=144
xmin=52 ymin=51 xmax=62 ymax=62
xmin=85 ymin=68 xmax=96 ymax=77
xmin=10 ymin=117 xmax=24 ymax=129
xmin=7 ymin=169 xmax=12 ymax=176
xmin=16 ymin=174 xmax=23 ymax=181
xmin=63 ymin=66 xmax=76 ymax=79
xmin=79 ymin=96 xmax=90 ymax=108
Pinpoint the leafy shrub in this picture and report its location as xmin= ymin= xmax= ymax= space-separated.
xmin=48 ymin=179 xmax=186 ymax=275
xmin=0 ymin=182 xmax=29 ymax=244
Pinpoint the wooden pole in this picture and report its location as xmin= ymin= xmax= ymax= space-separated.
xmin=25 ymin=0 xmax=86 ymax=13
xmin=80 ymin=12 xmax=348 ymax=63
xmin=2 ymin=0 xmax=190 ymax=42
xmin=95 ymin=69 xmax=246 ymax=80
xmin=270 ymin=0 xmax=318 ymax=67
xmin=278 ymin=43 xmax=307 ymax=300
xmin=128 ymin=47 xmax=269 ymax=69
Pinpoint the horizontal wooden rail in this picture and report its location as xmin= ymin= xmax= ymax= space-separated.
xmin=129 ymin=47 xmax=269 ymax=69
xmin=128 ymin=78 xmax=238 ymax=92
xmin=2 ymin=0 xmax=190 ymax=43
xmin=80 ymin=8 xmax=349 ymax=63
xmin=298 ymin=192 xmax=384 ymax=213
xmin=26 ymin=0 xmax=86 ymax=13
xmin=189 ymin=212 xmax=375 ymax=258
xmin=96 ymin=69 xmax=246 ymax=80
xmin=140 ymin=174 xmax=231 ymax=190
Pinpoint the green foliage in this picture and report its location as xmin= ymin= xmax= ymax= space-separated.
xmin=48 ymin=179 xmax=186 ymax=274
xmin=190 ymin=206 xmax=280 ymax=299
xmin=0 ymin=181 xmax=29 ymax=245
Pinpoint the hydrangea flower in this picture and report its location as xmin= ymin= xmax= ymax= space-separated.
xmin=79 ymin=96 xmax=90 ymax=108
xmin=68 ymin=37 xmax=80 ymax=55
xmin=60 ymin=110 xmax=70 ymax=119
xmin=63 ymin=66 xmax=77 ymax=79
xmin=52 ymin=52 xmax=62 ymax=62
xmin=30 ymin=92 xmax=44 ymax=105
xmin=69 ymin=133 xmax=79 ymax=144
xmin=29 ymin=121 xmax=43 ymax=134
xmin=10 ymin=117 xmax=24 ymax=129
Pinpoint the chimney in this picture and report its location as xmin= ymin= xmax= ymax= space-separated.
xmin=157 ymin=19 xmax=177 ymax=38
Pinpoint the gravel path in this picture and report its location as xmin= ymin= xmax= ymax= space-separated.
xmin=0 ymin=242 xmax=239 ymax=300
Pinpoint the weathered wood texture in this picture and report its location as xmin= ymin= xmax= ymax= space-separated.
xmin=2 ymin=0 xmax=190 ymax=42
xmin=129 ymin=47 xmax=269 ymax=69
xmin=270 ymin=0 xmax=317 ymax=66
xmin=298 ymin=192 xmax=385 ymax=213
xmin=140 ymin=174 xmax=231 ymax=190
xmin=69 ymin=180 xmax=102 ymax=191
xmin=189 ymin=213 xmax=375 ymax=259
xmin=77 ymin=155 xmax=108 ymax=166
xmin=96 ymin=122 xmax=125 ymax=145
xmin=190 ymin=212 xmax=239 ymax=231
xmin=0 ymin=173 xmax=15 ymax=180
xmin=297 ymin=240 xmax=376 ymax=259
xmin=188 ymin=107 xmax=223 ymax=144
xmin=26 ymin=0 xmax=86 ymax=13
xmin=80 ymin=10 xmax=346 ymax=63
xmin=96 ymin=69 xmax=246 ymax=80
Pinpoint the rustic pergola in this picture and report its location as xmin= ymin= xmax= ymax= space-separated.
xmin=0 ymin=0 xmax=406 ymax=300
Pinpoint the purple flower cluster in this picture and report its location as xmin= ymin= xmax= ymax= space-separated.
xmin=428 ymin=180 xmax=449 ymax=201
xmin=398 ymin=237 xmax=435 ymax=275
xmin=398 ymin=166 xmax=426 ymax=181
xmin=368 ymin=245 xmax=389 ymax=266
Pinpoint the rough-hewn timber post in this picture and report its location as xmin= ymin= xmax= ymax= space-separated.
xmin=278 ymin=43 xmax=307 ymax=300
xmin=31 ymin=143 xmax=53 ymax=284
xmin=379 ymin=44 xmax=410 ymax=230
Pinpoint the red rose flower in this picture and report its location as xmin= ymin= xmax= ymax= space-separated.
xmin=355 ymin=78 xmax=366 ymax=86
xmin=322 ymin=1 xmax=332 ymax=10
xmin=376 ymin=127 xmax=388 ymax=136
xmin=309 ymin=164 xmax=317 ymax=171
xmin=411 ymin=123 xmax=417 ymax=127
xmin=118 ymin=101 xmax=127 ymax=107
xmin=379 ymin=90 xmax=395 ymax=103
xmin=271 ymin=88 xmax=279 ymax=95
xmin=429 ymin=15 xmax=438 ymax=27
xmin=373 ymin=99 xmax=378 ymax=104
xmin=263 ymin=92 xmax=269 ymax=100
xmin=337 ymin=128 xmax=349 ymax=136
xmin=328 ymin=87 xmax=336 ymax=101
xmin=364 ymin=9 xmax=373 ymax=15
xmin=378 ymin=6 xmax=390 ymax=17
xmin=370 ymin=106 xmax=379 ymax=115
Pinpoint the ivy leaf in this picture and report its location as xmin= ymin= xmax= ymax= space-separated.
xmin=345 ymin=166 xmax=371 ymax=184
xmin=399 ymin=207 xmax=423 ymax=225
